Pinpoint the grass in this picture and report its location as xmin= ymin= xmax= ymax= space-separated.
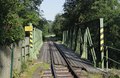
xmin=108 ymin=69 xmax=120 ymax=78
xmin=79 ymin=70 xmax=103 ymax=78
xmin=20 ymin=61 xmax=50 ymax=78
xmin=88 ymin=69 xmax=120 ymax=78
xmin=20 ymin=63 xmax=40 ymax=78
xmin=88 ymin=73 xmax=103 ymax=78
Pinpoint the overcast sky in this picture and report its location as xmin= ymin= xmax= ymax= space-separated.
xmin=40 ymin=0 xmax=65 ymax=21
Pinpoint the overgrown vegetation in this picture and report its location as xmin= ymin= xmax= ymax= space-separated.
xmin=13 ymin=60 xmax=50 ymax=78
xmin=0 ymin=0 xmax=43 ymax=45
xmin=20 ymin=62 xmax=50 ymax=78
xmin=52 ymin=14 xmax=64 ymax=38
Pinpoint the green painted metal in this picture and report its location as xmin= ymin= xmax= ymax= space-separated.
xmin=82 ymin=28 xmax=88 ymax=59
xmin=72 ymin=27 xmax=76 ymax=50
xmin=86 ymin=27 xmax=97 ymax=67
xmin=10 ymin=44 xmax=14 ymax=78
xmin=65 ymin=31 xmax=68 ymax=46
xmin=62 ymin=31 xmax=65 ymax=44
xmin=30 ymin=27 xmax=43 ymax=59
xmin=106 ymin=46 xmax=108 ymax=71
xmin=80 ymin=27 xmax=97 ymax=67
xmin=62 ymin=18 xmax=105 ymax=68
xmin=63 ymin=27 xmax=97 ymax=67
xmin=79 ymin=28 xmax=83 ymax=56
xmin=33 ymin=27 xmax=43 ymax=56
xmin=70 ymin=29 xmax=73 ymax=48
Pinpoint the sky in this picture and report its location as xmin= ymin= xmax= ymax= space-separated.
xmin=40 ymin=0 xmax=65 ymax=21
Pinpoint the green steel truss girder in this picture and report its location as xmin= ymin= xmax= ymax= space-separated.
xmin=62 ymin=18 xmax=107 ymax=68
xmin=79 ymin=27 xmax=97 ymax=67
xmin=63 ymin=27 xmax=97 ymax=67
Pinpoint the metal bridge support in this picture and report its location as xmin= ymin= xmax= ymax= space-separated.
xmin=105 ymin=46 xmax=108 ymax=71
xmin=86 ymin=27 xmax=97 ymax=67
xmin=62 ymin=18 xmax=106 ymax=68
xmin=82 ymin=28 xmax=97 ymax=67
xmin=82 ymin=29 xmax=88 ymax=59
xmin=62 ymin=31 xmax=68 ymax=45
xmin=62 ymin=31 xmax=65 ymax=44
xmin=79 ymin=28 xmax=83 ymax=57
xmin=100 ymin=18 xmax=104 ymax=69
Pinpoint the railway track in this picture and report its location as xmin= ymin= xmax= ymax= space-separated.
xmin=54 ymin=42 xmax=89 ymax=78
xmin=41 ymin=41 xmax=102 ymax=78
xmin=49 ymin=41 xmax=76 ymax=78
xmin=50 ymin=41 xmax=88 ymax=78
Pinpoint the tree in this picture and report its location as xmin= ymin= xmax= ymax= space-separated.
xmin=52 ymin=14 xmax=65 ymax=37
xmin=0 ymin=0 xmax=43 ymax=45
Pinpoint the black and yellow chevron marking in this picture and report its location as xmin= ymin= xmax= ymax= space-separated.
xmin=100 ymin=27 xmax=104 ymax=52
xmin=100 ymin=18 xmax=104 ymax=69
xmin=30 ymin=31 xmax=33 ymax=48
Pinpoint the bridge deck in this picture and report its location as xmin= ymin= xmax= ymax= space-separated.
xmin=39 ymin=42 xmax=102 ymax=74
xmin=55 ymin=43 xmax=102 ymax=73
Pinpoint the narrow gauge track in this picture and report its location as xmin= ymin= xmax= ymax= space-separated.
xmin=49 ymin=41 xmax=79 ymax=78
xmin=54 ymin=42 xmax=89 ymax=78
xmin=40 ymin=41 xmax=103 ymax=78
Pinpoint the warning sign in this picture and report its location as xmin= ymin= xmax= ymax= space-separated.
xmin=25 ymin=26 xmax=33 ymax=31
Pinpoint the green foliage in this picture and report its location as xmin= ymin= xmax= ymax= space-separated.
xmin=43 ymin=24 xmax=49 ymax=35
xmin=109 ymin=74 xmax=120 ymax=78
xmin=21 ymin=62 xmax=28 ymax=72
xmin=52 ymin=14 xmax=65 ymax=37
xmin=13 ymin=69 xmax=20 ymax=78
xmin=41 ymin=19 xmax=53 ymax=37
xmin=0 ymin=0 xmax=43 ymax=45
xmin=20 ymin=61 xmax=50 ymax=78
xmin=19 ymin=10 xmax=40 ymax=26
xmin=0 ymin=0 xmax=24 ymax=45
xmin=88 ymin=73 xmax=103 ymax=78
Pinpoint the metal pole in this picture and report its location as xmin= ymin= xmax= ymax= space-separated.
xmin=106 ymin=46 xmax=108 ymax=71
xmin=62 ymin=31 xmax=65 ymax=44
xmin=66 ymin=31 xmax=68 ymax=45
xmin=100 ymin=18 xmax=104 ymax=69
xmin=33 ymin=27 xmax=35 ymax=53
xmin=24 ymin=47 xmax=25 ymax=62
xmin=10 ymin=44 xmax=14 ymax=78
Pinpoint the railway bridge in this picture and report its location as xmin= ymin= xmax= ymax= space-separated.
xmin=34 ymin=18 xmax=120 ymax=78
xmin=1 ymin=18 xmax=119 ymax=78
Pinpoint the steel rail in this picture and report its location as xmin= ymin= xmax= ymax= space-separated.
xmin=49 ymin=42 xmax=57 ymax=78
xmin=54 ymin=42 xmax=79 ymax=78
